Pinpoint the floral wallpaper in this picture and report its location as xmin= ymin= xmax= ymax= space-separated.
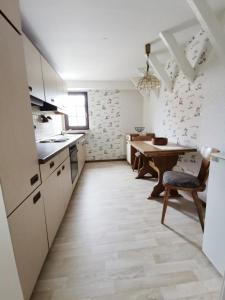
xmin=158 ymin=30 xmax=211 ymax=175
xmin=85 ymin=90 xmax=124 ymax=161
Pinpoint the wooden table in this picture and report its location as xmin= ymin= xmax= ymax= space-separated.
xmin=129 ymin=141 xmax=197 ymax=199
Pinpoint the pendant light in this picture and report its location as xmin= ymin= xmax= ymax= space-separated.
xmin=137 ymin=43 xmax=160 ymax=92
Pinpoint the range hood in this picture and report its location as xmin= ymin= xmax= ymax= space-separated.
xmin=30 ymin=96 xmax=67 ymax=114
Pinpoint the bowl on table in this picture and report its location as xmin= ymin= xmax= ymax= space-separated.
xmin=134 ymin=127 xmax=145 ymax=134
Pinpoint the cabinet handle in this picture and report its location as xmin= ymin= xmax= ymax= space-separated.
xmin=29 ymin=86 xmax=33 ymax=92
xmin=30 ymin=174 xmax=39 ymax=186
xmin=57 ymin=170 xmax=61 ymax=176
xmin=50 ymin=161 xmax=55 ymax=168
xmin=62 ymin=165 xmax=65 ymax=170
xmin=33 ymin=191 xmax=41 ymax=204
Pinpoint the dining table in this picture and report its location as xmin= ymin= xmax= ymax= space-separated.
xmin=129 ymin=140 xmax=197 ymax=199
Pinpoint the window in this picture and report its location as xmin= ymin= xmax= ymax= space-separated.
xmin=65 ymin=92 xmax=89 ymax=130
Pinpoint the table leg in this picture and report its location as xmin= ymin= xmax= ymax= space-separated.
xmin=136 ymin=154 xmax=158 ymax=179
xmin=148 ymin=155 xmax=179 ymax=199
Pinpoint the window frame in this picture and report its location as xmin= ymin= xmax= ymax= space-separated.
xmin=65 ymin=91 xmax=89 ymax=130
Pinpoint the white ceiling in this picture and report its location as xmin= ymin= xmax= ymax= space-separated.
xmin=19 ymin=0 xmax=225 ymax=81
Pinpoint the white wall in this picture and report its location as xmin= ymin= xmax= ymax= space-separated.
xmin=32 ymin=107 xmax=64 ymax=141
xmin=0 ymin=185 xmax=24 ymax=300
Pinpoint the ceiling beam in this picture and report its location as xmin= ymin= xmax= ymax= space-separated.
xmin=159 ymin=31 xmax=195 ymax=81
xmin=187 ymin=0 xmax=225 ymax=66
xmin=148 ymin=54 xmax=172 ymax=91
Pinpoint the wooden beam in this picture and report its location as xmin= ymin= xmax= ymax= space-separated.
xmin=148 ymin=54 xmax=172 ymax=91
xmin=159 ymin=31 xmax=195 ymax=81
xmin=188 ymin=0 xmax=225 ymax=65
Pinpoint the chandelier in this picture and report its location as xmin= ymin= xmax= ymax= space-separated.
xmin=137 ymin=43 xmax=160 ymax=92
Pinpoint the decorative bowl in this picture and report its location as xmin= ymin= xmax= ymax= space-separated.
xmin=134 ymin=127 xmax=145 ymax=133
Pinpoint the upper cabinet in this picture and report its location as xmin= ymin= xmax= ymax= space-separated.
xmin=41 ymin=56 xmax=58 ymax=105
xmin=0 ymin=15 xmax=41 ymax=216
xmin=0 ymin=0 xmax=21 ymax=32
xmin=23 ymin=35 xmax=45 ymax=101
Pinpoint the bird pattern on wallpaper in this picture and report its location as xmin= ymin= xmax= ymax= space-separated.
xmin=85 ymin=90 xmax=124 ymax=161
xmin=161 ymin=30 xmax=211 ymax=175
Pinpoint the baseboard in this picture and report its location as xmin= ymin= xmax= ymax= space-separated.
xmin=86 ymin=159 xmax=126 ymax=163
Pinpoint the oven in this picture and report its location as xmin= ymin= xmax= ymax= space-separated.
xmin=69 ymin=143 xmax=78 ymax=183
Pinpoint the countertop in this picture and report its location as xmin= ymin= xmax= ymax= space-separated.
xmin=36 ymin=134 xmax=84 ymax=164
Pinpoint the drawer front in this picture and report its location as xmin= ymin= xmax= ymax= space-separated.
xmin=40 ymin=155 xmax=60 ymax=182
xmin=8 ymin=187 xmax=48 ymax=300
xmin=59 ymin=147 xmax=69 ymax=163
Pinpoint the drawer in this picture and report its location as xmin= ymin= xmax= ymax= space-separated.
xmin=59 ymin=147 xmax=69 ymax=163
xmin=40 ymin=147 xmax=70 ymax=182
xmin=40 ymin=155 xmax=60 ymax=182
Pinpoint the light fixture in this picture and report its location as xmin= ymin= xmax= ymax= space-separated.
xmin=137 ymin=43 xmax=160 ymax=92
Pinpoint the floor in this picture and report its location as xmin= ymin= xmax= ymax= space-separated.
xmin=31 ymin=162 xmax=222 ymax=300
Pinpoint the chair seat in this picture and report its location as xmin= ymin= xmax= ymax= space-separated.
xmin=163 ymin=171 xmax=200 ymax=188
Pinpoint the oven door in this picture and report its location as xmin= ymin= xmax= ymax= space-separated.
xmin=69 ymin=144 xmax=78 ymax=183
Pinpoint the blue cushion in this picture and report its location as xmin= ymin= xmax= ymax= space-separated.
xmin=163 ymin=171 xmax=200 ymax=188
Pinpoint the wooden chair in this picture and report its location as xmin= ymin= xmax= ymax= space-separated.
xmin=161 ymin=147 xmax=218 ymax=231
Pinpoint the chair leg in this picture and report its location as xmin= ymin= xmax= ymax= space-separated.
xmin=161 ymin=187 xmax=170 ymax=224
xmin=192 ymin=191 xmax=204 ymax=232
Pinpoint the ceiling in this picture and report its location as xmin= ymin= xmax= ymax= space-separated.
xmin=19 ymin=0 xmax=225 ymax=81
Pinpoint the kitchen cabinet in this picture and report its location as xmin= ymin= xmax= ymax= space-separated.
xmin=77 ymin=137 xmax=86 ymax=175
xmin=203 ymin=153 xmax=225 ymax=275
xmin=43 ymin=159 xmax=72 ymax=247
xmin=61 ymin=157 xmax=73 ymax=211
xmin=0 ymin=15 xmax=41 ymax=216
xmin=23 ymin=35 xmax=45 ymax=101
xmin=8 ymin=187 xmax=48 ymax=300
xmin=41 ymin=56 xmax=58 ymax=105
xmin=0 ymin=0 xmax=21 ymax=32
xmin=42 ymin=167 xmax=63 ymax=247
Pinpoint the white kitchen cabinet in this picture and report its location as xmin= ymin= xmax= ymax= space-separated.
xmin=41 ymin=56 xmax=58 ymax=105
xmin=0 ymin=0 xmax=21 ymax=32
xmin=0 ymin=15 xmax=41 ymax=216
xmin=203 ymin=153 xmax=225 ymax=275
xmin=23 ymin=35 xmax=45 ymax=101
xmin=61 ymin=157 xmax=73 ymax=212
xmin=42 ymin=167 xmax=63 ymax=247
xmin=8 ymin=187 xmax=49 ymax=300
xmin=77 ymin=138 xmax=86 ymax=175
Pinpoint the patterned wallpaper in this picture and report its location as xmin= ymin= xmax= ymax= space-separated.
xmin=151 ymin=30 xmax=211 ymax=175
xmin=85 ymin=90 xmax=124 ymax=161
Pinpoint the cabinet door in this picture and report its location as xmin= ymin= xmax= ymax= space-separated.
xmin=0 ymin=0 xmax=21 ymax=32
xmin=61 ymin=157 xmax=73 ymax=211
xmin=8 ymin=187 xmax=48 ymax=300
xmin=41 ymin=56 xmax=58 ymax=105
xmin=42 ymin=167 xmax=64 ymax=247
xmin=0 ymin=15 xmax=41 ymax=216
xmin=23 ymin=35 xmax=45 ymax=101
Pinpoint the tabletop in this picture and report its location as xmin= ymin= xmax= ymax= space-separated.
xmin=129 ymin=141 xmax=197 ymax=157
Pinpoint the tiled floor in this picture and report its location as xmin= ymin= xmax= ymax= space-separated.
xmin=31 ymin=161 xmax=222 ymax=300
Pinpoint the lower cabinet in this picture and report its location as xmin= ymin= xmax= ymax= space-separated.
xmin=8 ymin=187 xmax=48 ymax=300
xmin=77 ymin=138 xmax=86 ymax=175
xmin=43 ymin=157 xmax=72 ymax=247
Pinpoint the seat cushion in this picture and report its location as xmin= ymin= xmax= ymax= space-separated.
xmin=163 ymin=171 xmax=200 ymax=188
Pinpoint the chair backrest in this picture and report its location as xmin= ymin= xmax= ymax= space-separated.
xmin=197 ymin=146 xmax=219 ymax=185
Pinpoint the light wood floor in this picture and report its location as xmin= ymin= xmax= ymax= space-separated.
xmin=31 ymin=161 xmax=222 ymax=300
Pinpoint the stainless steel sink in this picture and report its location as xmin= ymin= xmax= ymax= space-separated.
xmin=39 ymin=137 xmax=69 ymax=143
